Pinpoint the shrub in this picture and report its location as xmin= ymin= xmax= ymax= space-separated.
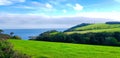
xmin=12 ymin=35 xmax=22 ymax=40
xmin=0 ymin=34 xmax=11 ymax=40
xmin=0 ymin=29 xmax=4 ymax=34
xmin=104 ymin=37 xmax=118 ymax=46
xmin=0 ymin=39 xmax=13 ymax=58
xmin=0 ymin=39 xmax=30 ymax=58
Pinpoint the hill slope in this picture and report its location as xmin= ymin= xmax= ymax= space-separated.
xmin=65 ymin=23 xmax=120 ymax=34
xmin=9 ymin=40 xmax=120 ymax=58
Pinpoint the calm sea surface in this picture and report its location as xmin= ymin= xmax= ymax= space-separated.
xmin=3 ymin=28 xmax=67 ymax=40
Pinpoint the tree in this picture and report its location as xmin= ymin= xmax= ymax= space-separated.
xmin=0 ymin=29 xmax=3 ymax=34
xmin=52 ymin=32 xmax=67 ymax=42
xmin=12 ymin=35 xmax=22 ymax=40
xmin=104 ymin=37 xmax=118 ymax=46
xmin=113 ymin=32 xmax=120 ymax=42
xmin=10 ymin=32 xmax=14 ymax=36
xmin=70 ymin=33 xmax=87 ymax=43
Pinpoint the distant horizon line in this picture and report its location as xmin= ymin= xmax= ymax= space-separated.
xmin=1 ymin=28 xmax=68 ymax=29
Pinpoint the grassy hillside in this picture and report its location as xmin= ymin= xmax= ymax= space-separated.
xmin=74 ymin=24 xmax=120 ymax=31
xmin=65 ymin=23 xmax=120 ymax=34
xmin=9 ymin=39 xmax=120 ymax=58
xmin=66 ymin=28 xmax=120 ymax=34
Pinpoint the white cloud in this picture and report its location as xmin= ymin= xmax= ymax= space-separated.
xmin=11 ymin=2 xmax=55 ymax=12
xmin=0 ymin=13 xmax=115 ymax=29
xmin=45 ymin=3 xmax=53 ymax=9
xmin=0 ymin=0 xmax=12 ymax=5
xmin=73 ymin=4 xmax=83 ymax=11
xmin=76 ymin=12 xmax=120 ymax=21
xmin=0 ymin=0 xmax=25 ymax=5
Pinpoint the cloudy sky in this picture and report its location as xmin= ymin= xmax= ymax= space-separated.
xmin=0 ymin=0 xmax=120 ymax=29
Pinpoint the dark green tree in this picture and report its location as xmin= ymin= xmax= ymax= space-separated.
xmin=12 ymin=35 xmax=22 ymax=40
xmin=10 ymin=32 xmax=14 ymax=36
xmin=104 ymin=37 xmax=118 ymax=46
xmin=0 ymin=29 xmax=3 ymax=34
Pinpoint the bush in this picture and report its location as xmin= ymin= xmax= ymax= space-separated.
xmin=0 ymin=39 xmax=30 ymax=58
xmin=0 ymin=39 xmax=13 ymax=58
xmin=12 ymin=35 xmax=22 ymax=40
xmin=104 ymin=37 xmax=118 ymax=46
xmin=0 ymin=34 xmax=11 ymax=40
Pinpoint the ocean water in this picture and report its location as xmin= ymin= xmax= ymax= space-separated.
xmin=3 ymin=28 xmax=66 ymax=40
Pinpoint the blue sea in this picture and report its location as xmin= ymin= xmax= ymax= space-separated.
xmin=3 ymin=28 xmax=67 ymax=40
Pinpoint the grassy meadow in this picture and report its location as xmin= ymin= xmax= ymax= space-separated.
xmin=74 ymin=24 xmax=120 ymax=31
xmin=65 ymin=24 xmax=120 ymax=34
xmin=9 ymin=39 xmax=120 ymax=58
xmin=66 ymin=28 xmax=120 ymax=34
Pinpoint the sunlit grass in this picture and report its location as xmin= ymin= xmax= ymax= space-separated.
xmin=74 ymin=24 xmax=120 ymax=31
xmin=65 ymin=24 xmax=120 ymax=34
xmin=9 ymin=39 xmax=120 ymax=58
xmin=66 ymin=28 xmax=120 ymax=34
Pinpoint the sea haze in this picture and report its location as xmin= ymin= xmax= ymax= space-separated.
xmin=3 ymin=28 xmax=66 ymax=40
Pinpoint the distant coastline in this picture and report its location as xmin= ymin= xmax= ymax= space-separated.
xmin=3 ymin=28 xmax=66 ymax=40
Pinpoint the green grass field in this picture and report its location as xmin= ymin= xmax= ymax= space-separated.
xmin=74 ymin=24 xmax=120 ymax=31
xmin=65 ymin=24 xmax=120 ymax=34
xmin=9 ymin=39 xmax=120 ymax=58
xmin=66 ymin=28 xmax=120 ymax=34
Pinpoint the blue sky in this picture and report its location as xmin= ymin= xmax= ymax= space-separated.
xmin=0 ymin=0 xmax=120 ymax=29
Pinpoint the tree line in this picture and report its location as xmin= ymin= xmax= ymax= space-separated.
xmin=31 ymin=30 xmax=120 ymax=46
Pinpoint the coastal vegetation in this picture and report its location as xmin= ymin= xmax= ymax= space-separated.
xmin=9 ymin=39 xmax=120 ymax=58
xmin=0 ymin=30 xmax=30 ymax=58
xmin=32 ymin=22 xmax=120 ymax=46
xmin=1 ymin=21 xmax=120 ymax=58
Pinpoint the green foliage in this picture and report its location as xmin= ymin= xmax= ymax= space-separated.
xmin=0 ymin=39 xmax=30 ymax=58
xmin=10 ymin=32 xmax=14 ymax=36
xmin=36 ymin=31 xmax=73 ymax=43
xmin=35 ymin=31 xmax=120 ymax=46
xmin=113 ymin=32 xmax=120 ymax=41
xmin=0 ymin=40 xmax=13 ymax=58
xmin=51 ymin=32 xmax=73 ymax=42
xmin=104 ymin=37 xmax=118 ymax=45
xmin=0 ymin=29 xmax=29 ymax=58
xmin=9 ymin=39 xmax=120 ymax=58
xmin=0 ymin=29 xmax=3 ymax=34
xmin=33 ymin=24 xmax=120 ymax=46
xmin=12 ymin=35 xmax=22 ymax=40
xmin=69 ymin=33 xmax=88 ymax=43
xmin=0 ymin=34 xmax=11 ymax=39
